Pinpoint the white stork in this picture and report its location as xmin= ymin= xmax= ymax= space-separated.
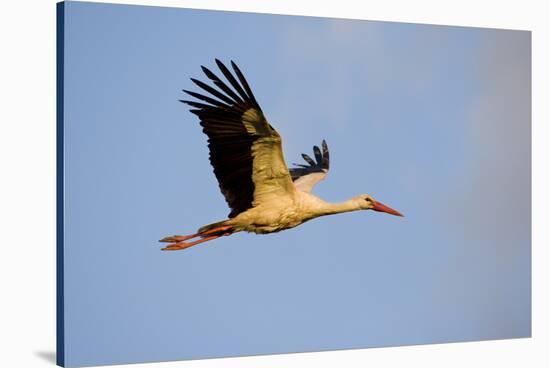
xmin=160 ymin=59 xmax=403 ymax=251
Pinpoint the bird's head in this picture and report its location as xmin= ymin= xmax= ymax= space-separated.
xmin=355 ymin=194 xmax=404 ymax=217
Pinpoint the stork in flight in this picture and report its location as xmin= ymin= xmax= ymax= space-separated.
xmin=160 ymin=59 xmax=403 ymax=251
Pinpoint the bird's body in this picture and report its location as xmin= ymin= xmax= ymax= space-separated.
xmin=160 ymin=60 xmax=403 ymax=251
xmin=224 ymin=192 xmax=358 ymax=234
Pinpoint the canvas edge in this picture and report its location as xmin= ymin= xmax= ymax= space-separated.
xmin=50 ymin=2 xmax=534 ymax=366
xmin=56 ymin=1 xmax=66 ymax=367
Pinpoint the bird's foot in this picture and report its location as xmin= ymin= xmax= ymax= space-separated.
xmin=161 ymin=242 xmax=192 ymax=251
xmin=159 ymin=234 xmax=197 ymax=243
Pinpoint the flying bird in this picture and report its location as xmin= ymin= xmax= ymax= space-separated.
xmin=160 ymin=59 xmax=403 ymax=251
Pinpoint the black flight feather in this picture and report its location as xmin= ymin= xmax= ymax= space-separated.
xmin=201 ymin=65 xmax=244 ymax=104
xmin=215 ymin=58 xmax=250 ymax=102
xmin=231 ymin=60 xmax=260 ymax=108
xmin=289 ymin=140 xmax=330 ymax=181
xmin=181 ymin=60 xmax=272 ymax=218
xmin=190 ymin=78 xmax=235 ymax=106
xmin=182 ymin=89 xmax=228 ymax=108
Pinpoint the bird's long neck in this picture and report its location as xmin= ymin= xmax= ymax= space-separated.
xmin=315 ymin=198 xmax=361 ymax=216
xmin=297 ymin=192 xmax=362 ymax=220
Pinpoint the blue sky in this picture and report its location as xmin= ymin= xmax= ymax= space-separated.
xmin=61 ymin=2 xmax=531 ymax=366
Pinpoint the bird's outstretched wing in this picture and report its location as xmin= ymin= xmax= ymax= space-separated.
xmin=289 ymin=140 xmax=330 ymax=193
xmin=181 ymin=59 xmax=295 ymax=218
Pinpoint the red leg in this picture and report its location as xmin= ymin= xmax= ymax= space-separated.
xmin=159 ymin=225 xmax=233 ymax=243
xmin=199 ymin=225 xmax=233 ymax=236
xmin=161 ymin=235 xmax=221 ymax=251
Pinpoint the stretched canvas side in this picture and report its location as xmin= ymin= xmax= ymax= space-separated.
xmin=56 ymin=2 xmax=65 ymax=367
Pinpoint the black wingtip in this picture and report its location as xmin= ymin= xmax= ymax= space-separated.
xmin=214 ymin=58 xmax=250 ymax=102
xmin=201 ymin=65 xmax=214 ymax=77
xmin=321 ymin=140 xmax=329 ymax=169
xmin=301 ymin=153 xmax=316 ymax=166
xmin=313 ymin=145 xmax=322 ymax=163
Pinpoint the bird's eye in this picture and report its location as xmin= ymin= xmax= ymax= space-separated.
xmin=365 ymin=197 xmax=372 ymax=202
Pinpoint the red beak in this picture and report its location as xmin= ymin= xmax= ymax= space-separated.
xmin=372 ymin=201 xmax=404 ymax=217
